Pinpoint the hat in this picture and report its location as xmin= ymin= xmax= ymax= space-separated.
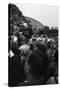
xmin=19 ymin=44 xmax=30 ymax=52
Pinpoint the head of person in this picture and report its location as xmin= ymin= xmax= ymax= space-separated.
xmin=19 ymin=44 xmax=30 ymax=63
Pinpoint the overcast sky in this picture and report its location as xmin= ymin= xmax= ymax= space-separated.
xmin=15 ymin=3 xmax=58 ymax=27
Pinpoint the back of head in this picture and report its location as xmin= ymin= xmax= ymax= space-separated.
xmin=27 ymin=52 xmax=49 ymax=79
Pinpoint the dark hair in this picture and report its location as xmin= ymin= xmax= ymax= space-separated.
xmin=28 ymin=52 xmax=49 ymax=78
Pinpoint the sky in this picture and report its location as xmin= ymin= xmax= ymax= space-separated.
xmin=15 ymin=3 xmax=58 ymax=27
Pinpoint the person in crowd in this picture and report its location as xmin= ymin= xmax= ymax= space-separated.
xmin=19 ymin=43 xmax=49 ymax=85
xmin=9 ymin=35 xmax=26 ymax=86
xmin=8 ymin=52 xmax=25 ymax=86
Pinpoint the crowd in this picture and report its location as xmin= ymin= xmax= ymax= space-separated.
xmin=8 ymin=3 xmax=58 ymax=86
xmin=8 ymin=30 xmax=58 ymax=86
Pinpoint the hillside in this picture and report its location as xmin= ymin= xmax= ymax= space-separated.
xmin=9 ymin=4 xmax=44 ymax=36
xmin=25 ymin=16 xmax=44 ymax=31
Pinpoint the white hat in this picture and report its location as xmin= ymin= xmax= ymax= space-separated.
xmin=23 ymin=23 xmax=28 ymax=28
xmin=13 ymin=36 xmax=18 ymax=42
xmin=19 ymin=44 xmax=30 ymax=52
